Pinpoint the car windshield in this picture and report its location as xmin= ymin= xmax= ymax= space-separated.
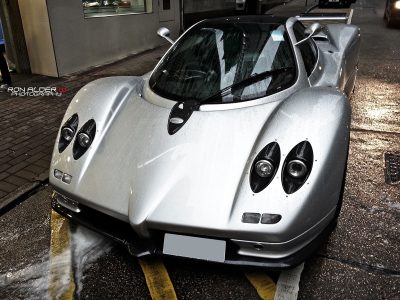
xmin=149 ymin=22 xmax=296 ymax=103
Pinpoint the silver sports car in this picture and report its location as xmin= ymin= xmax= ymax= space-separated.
xmin=51 ymin=15 xmax=360 ymax=269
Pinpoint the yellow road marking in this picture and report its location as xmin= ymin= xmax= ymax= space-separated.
xmin=49 ymin=209 xmax=76 ymax=300
xmin=139 ymin=257 xmax=177 ymax=300
xmin=245 ymin=271 xmax=276 ymax=300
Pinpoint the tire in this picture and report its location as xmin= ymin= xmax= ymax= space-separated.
xmin=386 ymin=13 xmax=397 ymax=27
xmin=384 ymin=0 xmax=389 ymax=20
xmin=386 ymin=2 xmax=400 ymax=27
xmin=334 ymin=141 xmax=350 ymax=220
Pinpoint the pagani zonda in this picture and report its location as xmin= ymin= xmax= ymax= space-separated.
xmin=51 ymin=15 xmax=360 ymax=269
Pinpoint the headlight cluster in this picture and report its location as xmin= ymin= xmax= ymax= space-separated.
xmin=58 ymin=114 xmax=96 ymax=159
xmin=250 ymin=142 xmax=280 ymax=193
xmin=73 ymin=119 xmax=96 ymax=159
xmin=282 ymin=141 xmax=313 ymax=194
xmin=59 ymin=114 xmax=79 ymax=152
xmin=250 ymin=141 xmax=314 ymax=194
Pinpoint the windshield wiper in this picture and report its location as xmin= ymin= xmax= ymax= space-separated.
xmin=201 ymin=66 xmax=294 ymax=104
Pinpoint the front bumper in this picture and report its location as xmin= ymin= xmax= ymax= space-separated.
xmin=51 ymin=193 xmax=335 ymax=270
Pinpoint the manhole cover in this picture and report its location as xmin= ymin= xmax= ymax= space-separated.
xmin=385 ymin=153 xmax=400 ymax=185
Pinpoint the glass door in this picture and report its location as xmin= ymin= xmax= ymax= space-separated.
xmin=159 ymin=0 xmax=175 ymax=22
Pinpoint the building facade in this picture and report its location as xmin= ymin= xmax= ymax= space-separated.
xmin=18 ymin=0 xmax=180 ymax=77
xmin=12 ymin=0 xmax=239 ymax=77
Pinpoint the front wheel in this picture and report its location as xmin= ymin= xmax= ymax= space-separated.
xmin=384 ymin=0 xmax=389 ymax=20
xmin=386 ymin=3 xmax=399 ymax=27
xmin=334 ymin=141 xmax=350 ymax=220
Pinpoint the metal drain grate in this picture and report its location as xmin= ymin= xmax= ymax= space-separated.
xmin=385 ymin=153 xmax=400 ymax=185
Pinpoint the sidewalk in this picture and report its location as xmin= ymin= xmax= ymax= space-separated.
xmin=0 ymin=46 xmax=168 ymax=209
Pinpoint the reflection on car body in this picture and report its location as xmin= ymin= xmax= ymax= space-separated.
xmin=50 ymin=15 xmax=360 ymax=269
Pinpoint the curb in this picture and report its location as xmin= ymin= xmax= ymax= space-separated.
xmin=0 ymin=172 xmax=49 ymax=213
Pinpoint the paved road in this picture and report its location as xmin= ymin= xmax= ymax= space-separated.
xmin=1 ymin=0 xmax=399 ymax=299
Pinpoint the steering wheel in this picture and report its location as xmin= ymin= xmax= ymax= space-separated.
xmin=166 ymin=64 xmax=218 ymax=82
xmin=181 ymin=63 xmax=209 ymax=80
xmin=183 ymin=69 xmax=208 ymax=80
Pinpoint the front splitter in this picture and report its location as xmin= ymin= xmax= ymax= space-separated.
xmin=51 ymin=193 xmax=335 ymax=270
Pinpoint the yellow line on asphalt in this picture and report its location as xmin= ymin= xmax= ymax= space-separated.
xmin=49 ymin=208 xmax=76 ymax=300
xmin=245 ymin=271 xmax=276 ymax=300
xmin=139 ymin=257 xmax=177 ymax=300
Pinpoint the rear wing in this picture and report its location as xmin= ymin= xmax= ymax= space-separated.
xmin=297 ymin=11 xmax=354 ymax=24
xmin=297 ymin=1 xmax=354 ymax=25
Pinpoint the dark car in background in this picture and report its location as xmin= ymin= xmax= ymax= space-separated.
xmin=318 ymin=0 xmax=356 ymax=8
xmin=384 ymin=0 xmax=400 ymax=27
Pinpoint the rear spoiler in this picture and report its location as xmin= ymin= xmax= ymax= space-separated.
xmin=296 ymin=11 xmax=353 ymax=24
xmin=297 ymin=2 xmax=354 ymax=24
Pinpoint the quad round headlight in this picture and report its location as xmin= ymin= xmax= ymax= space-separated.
xmin=77 ymin=133 xmax=91 ymax=148
xmin=287 ymin=159 xmax=307 ymax=178
xmin=255 ymin=160 xmax=274 ymax=178
xmin=61 ymin=127 xmax=75 ymax=141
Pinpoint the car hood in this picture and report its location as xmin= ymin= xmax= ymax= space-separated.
xmin=123 ymin=97 xmax=281 ymax=236
xmin=51 ymin=77 xmax=283 ymax=237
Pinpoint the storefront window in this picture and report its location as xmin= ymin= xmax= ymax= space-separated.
xmin=82 ymin=0 xmax=152 ymax=18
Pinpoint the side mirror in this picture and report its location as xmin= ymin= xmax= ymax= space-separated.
xmin=157 ymin=27 xmax=174 ymax=44
xmin=294 ymin=22 xmax=322 ymax=46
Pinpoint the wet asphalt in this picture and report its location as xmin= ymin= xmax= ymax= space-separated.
xmin=1 ymin=0 xmax=399 ymax=299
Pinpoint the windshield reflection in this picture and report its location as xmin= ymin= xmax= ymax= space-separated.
xmin=150 ymin=22 xmax=296 ymax=103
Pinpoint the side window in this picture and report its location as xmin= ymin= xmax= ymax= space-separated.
xmin=293 ymin=22 xmax=318 ymax=76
